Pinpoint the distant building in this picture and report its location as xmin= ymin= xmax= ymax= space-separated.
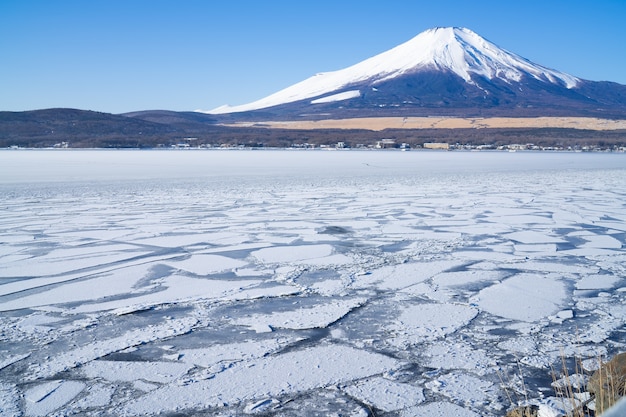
xmin=423 ymin=142 xmax=449 ymax=150
xmin=375 ymin=139 xmax=396 ymax=149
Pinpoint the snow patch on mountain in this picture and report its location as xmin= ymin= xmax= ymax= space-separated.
xmin=202 ymin=27 xmax=580 ymax=115
xmin=310 ymin=90 xmax=361 ymax=104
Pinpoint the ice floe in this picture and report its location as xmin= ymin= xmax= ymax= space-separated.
xmin=0 ymin=383 xmax=21 ymax=417
xmin=343 ymin=376 xmax=425 ymax=412
xmin=400 ymin=401 xmax=481 ymax=417
xmin=388 ymin=303 xmax=478 ymax=344
xmin=0 ymin=353 xmax=31 ymax=371
xmin=575 ymin=274 xmax=621 ymax=290
xmin=472 ymin=273 xmax=568 ymax=322
xmin=251 ymin=243 xmax=341 ymax=264
xmin=82 ymin=360 xmax=192 ymax=383
xmin=166 ymin=253 xmax=248 ymax=275
xmin=24 ymin=380 xmax=86 ymax=416
xmin=71 ymin=383 xmax=115 ymax=409
xmin=423 ymin=340 xmax=495 ymax=374
xmin=426 ymin=372 xmax=498 ymax=408
xmin=232 ymin=297 xmax=367 ymax=330
xmin=121 ymin=344 xmax=402 ymax=415
xmin=71 ymin=275 xmax=264 ymax=313
xmin=179 ymin=337 xmax=300 ymax=368
xmin=28 ymin=316 xmax=198 ymax=380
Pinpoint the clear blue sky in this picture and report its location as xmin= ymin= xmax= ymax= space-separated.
xmin=2 ymin=0 xmax=625 ymax=114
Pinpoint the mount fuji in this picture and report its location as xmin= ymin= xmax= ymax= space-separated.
xmin=202 ymin=27 xmax=626 ymax=120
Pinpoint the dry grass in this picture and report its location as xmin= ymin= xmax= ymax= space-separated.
xmin=549 ymin=352 xmax=625 ymax=417
xmin=550 ymin=351 xmax=591 ymax=417
xmin=588 ymin=353 xmax=626 ymax=415
xmin=503 ymin=352 xmax=625 ymax=417
xmin=221 ymin=117 xmax=626 ymax=132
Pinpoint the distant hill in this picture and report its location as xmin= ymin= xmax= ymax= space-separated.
xmin=0 ymin=108 xmax=363 ymax=148
xmin=0 ymin=108 xmax=179 ymax=148
xmin=122 ymin=110 xmax=217 ymax=130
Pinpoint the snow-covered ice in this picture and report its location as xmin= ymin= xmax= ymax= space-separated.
xmin=344 ymin=376 xmax=425 ymax=412
xmin=426 ymin=372 xmax=498 ymax=408
xmin=231 ymin=297 xmax=367 ymax=331
xmin=0 ymin=149 xmax=625 ymax=416
xmin=388 ymin=303 xmax=478 ymax=342
xmin=24 ymin=380 xmax=86 ymax=416
xmin=178 ymin=337 xmax=301 ymax=367
xmin=472 ymin=273 xmax=568 ymax=322
xmin=121 ymin=344 xmax=401 ymax=415
xmin=401 ymin=401 xmax=481 ymax=417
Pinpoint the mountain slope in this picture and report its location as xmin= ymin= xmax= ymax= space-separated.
xmin=202 ymin=27 xmax=626 ymax=120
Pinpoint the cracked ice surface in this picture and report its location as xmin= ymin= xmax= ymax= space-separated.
xmin=121 ymin=344 xmax=401 ymax=415
xmin=0 ymin=150 xmax=625 ymax=417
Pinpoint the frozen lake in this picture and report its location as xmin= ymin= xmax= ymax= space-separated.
xmin=1 ymin=149 xmax=625 ymax=416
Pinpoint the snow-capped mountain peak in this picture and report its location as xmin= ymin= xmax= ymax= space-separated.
xmin=397 ymin=27 xmax=579 ymax=86
xmin=203 ymin=27 xmax=580 ymax=115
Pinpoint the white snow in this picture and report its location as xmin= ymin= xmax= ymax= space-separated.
xmin=71 ymin=383 xmax=115 ymax=409
xmin=167 ymin=254 xmax=248 ymax=275
xmin=0 ymin=353 xmax=30 ymax=370
xmin=310 ymin=90 xmax=361 ymax=104
xmin=28 ymin=317 xmax=198 ymax=380
xmin=0 ymin=246 xmax=150 ymax=278
xmin=432 ymin=269 xmax=507 ymax=288
xmin=504 ymin=230 xmax=566 ymax=244
xmin=0 ymin=264 xmax=159 ymax=312
xmin=251 ymin=243 xmax=335 ymax=263
xmin=426 ymin=372 xmax=497 ymax=407
xmin=472 ymin=273 xmax=567 ymax=322
xmin=221 ymin=284 xmax=300 ymax=301
xmin=202 ymin=27 xmax=579 ymax=114
xmin=534 ymin=395 xmax=590 ymax=417
xmin=575 ymin=274 xmax=620 ymax=290
xmin=0 ymin=256 xmax=176 ymax=299
xmin=352 ymin=260 xmax=463 ymax=291
xmin=24 ymin=381 xmax=63 ymax=403
xmin=24 ymin=380 xmax=85 ymax=417
xmin=400 ymin=401 xmax=481 ymax=417
xmin=343 ymin=377 xmax=425 ymax=412
xmin=0 ymin=384 xmax=21 ymax=417
xmin=388 ymin=303 xmax=478 ymax=342
xmin=82 ymin=360 xmax=192 ymax=383
xmin=580 ymin=234 xmax=623 ymax=249
xmin=231 ymin=297 xmax=366 ymax=330
xmin=179 ymin=338 xmax=300 ymax=368
xmin=70 ymin=275 xmax=264 ymax=313
xmin=500 ymin=261 xmax=599 ymax=275
xmin=423 ymin=341 xmax=495 ymax=374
